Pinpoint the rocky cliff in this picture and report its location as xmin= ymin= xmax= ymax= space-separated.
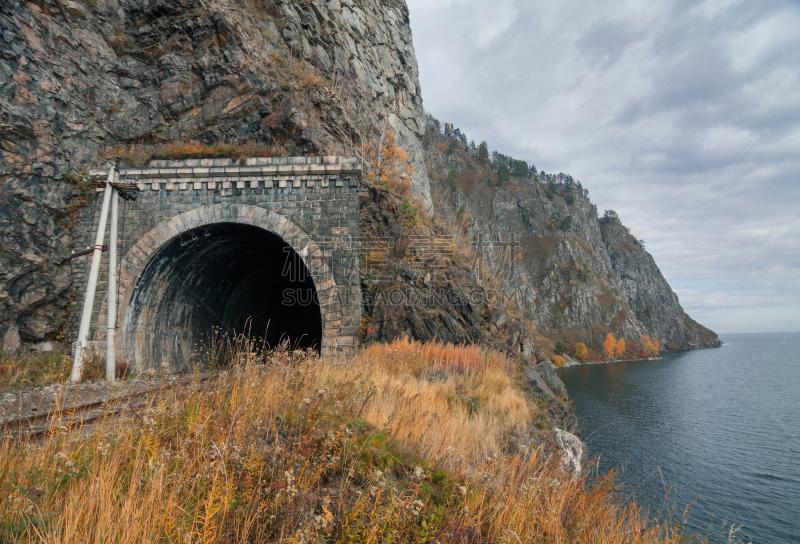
xmin=422 ymin=138 xmax=720 ymax=355
xmin=1 ymin=0 xmax=717 ymax=358
xmin=0 ymin=0 xmax=431 ymax=349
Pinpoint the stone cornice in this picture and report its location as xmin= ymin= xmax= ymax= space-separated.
xmin=89 ymin=156 xmax=362 ymax=191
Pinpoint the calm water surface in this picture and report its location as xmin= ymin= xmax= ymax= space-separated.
xmin=558 ymin=333 xmax=800 ymax=543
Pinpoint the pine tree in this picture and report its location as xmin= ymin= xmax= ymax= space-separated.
xmin=477 ymin=141 xmax=489 ymax=164
xmin=497 ymin=163 xmax=510 ymax=185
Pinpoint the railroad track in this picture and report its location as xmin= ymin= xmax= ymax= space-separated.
xmin=1 ymin=374 xmax=209 ymax=440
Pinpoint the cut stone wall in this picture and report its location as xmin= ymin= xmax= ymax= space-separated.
xmin=68 ymin=156 xmax=362 ymax=366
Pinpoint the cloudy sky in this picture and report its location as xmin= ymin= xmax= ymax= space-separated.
xmin=405 ymin=0 xmax=800 ymax=334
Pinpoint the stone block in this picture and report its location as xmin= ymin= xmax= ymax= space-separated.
xmin=245 ymin=157 xmax=273 ymax=166
xmin=211 ymin=205 xmax=223 ymax=224
xmin=140 ymin=168 xmax=162 ymax=179
xmin=156 ymin=220 xmax=179 ymax=241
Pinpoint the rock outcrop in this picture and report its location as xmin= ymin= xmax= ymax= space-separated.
xmin=599 ymin=215 xmax=720 ymax=348
xmin=423 ymin=140 xmax=720 ymax=354
xmin=0 ymin=0 xmax=431 ymax=348
xmin=359 ymin=180 xmax=539 ymax=357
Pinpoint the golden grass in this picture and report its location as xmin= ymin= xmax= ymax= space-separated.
xmin=0 ymin=339 xmax=688 ymax=543
xmin=0 ymin=348 xmax=109 ymax=393
xmin=101 ymin=141 xmax=278 ymax=167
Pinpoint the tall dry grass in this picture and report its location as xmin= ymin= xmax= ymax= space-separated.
xmin=0 ymin=347 xmax=110 ymax=393
xmin=0 ymin=339 xmax=688 ymax=543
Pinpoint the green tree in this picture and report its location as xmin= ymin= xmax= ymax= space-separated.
xmin=477 ymin=141 xmax=489 ymax=164
xmin=447 ymin=169 xmax=457 ymax=190
xmin=497 ymin=163 xmax=510 ymax=185
xmin=400 ymin=197 xmax=418 ymax=227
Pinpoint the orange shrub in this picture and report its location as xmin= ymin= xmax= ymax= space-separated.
xmin=361 ymin=337 xmax=510 ymax=375
xmin=615 ymin=337 xmax=626 ymax=358
xmin=552 ymin=355 xmax=565 ymax=367
xmin=603 ymin=333 xmax=617 ymax=360
xmin=102 ymin=141 xmax=277 ymax=167
xmin=364 ymin=130 xmax=414 ymax=196
xmin=640 ymin=334 xmax=660 ymax=357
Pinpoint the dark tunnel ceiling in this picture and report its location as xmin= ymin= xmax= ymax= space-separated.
xmin=126 ymin=222 xmax=322 ymax=365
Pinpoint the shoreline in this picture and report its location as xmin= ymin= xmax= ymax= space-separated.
xmin=556 ymin=344 xmax=724 ymax=368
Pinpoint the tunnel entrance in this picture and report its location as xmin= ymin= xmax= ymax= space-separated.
xmin=122 ymin=222 xmax=322 ymax=370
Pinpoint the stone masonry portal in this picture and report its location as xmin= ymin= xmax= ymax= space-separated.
xmin=68 ymin=156 xmax=362 ymax=372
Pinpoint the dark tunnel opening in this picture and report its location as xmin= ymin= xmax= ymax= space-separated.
xmin=123 ymin=222 xmax=322 ymax=370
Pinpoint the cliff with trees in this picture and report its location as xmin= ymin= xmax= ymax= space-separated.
xmin=414 ymin=116 xmax=720 ymax=361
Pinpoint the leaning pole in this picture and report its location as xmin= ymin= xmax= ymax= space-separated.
xmin=71 ymin=162 xmax=115 ymax=382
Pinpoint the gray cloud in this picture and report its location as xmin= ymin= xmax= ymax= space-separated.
xmin=407 ymin=0 xmax=800 ymax=333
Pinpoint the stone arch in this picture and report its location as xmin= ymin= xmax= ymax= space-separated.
xmin=100 ymin=204 xmax=338 ymax=369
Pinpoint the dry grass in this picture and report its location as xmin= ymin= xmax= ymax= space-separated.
xmin=0 ymin=339 xmax=688 ymax=543
xmin=101 ymin=141 xmax=278 ymax=167
xmin=0 ymin=348 xmax=107 ymax=393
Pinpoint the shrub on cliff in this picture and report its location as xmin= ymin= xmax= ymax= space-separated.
xmin=364 ymin=129 xmax=414 ymax=197
xmin=641 ymin=334 xmax=660 ymax=356
xmin=603 ymin=333 xmax=617 ymax=360
xmin=615 ymin=337 xmax=626 ymax=358
xmin=102 ymin=141 xmax=277 ymax=167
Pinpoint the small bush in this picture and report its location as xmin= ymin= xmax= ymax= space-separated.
xmin=102 ymin=141 xmax=276 ymax=167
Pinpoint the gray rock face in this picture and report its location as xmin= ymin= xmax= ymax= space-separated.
xmin=277 ymin=0 xmax=432 ymax=208
xmin=599 ymin=216 xmax=720 ymax=348
xmin=359 ymin=181 xmax=539 ymax=357
xmin=425 ymin=155 xmax=720 ymax=351
xmin=0 ymin=0 xmax=430 ymax=347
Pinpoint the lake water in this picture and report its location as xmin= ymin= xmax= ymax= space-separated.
xmin=558 ymin=333 xmax=800 ymax=543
